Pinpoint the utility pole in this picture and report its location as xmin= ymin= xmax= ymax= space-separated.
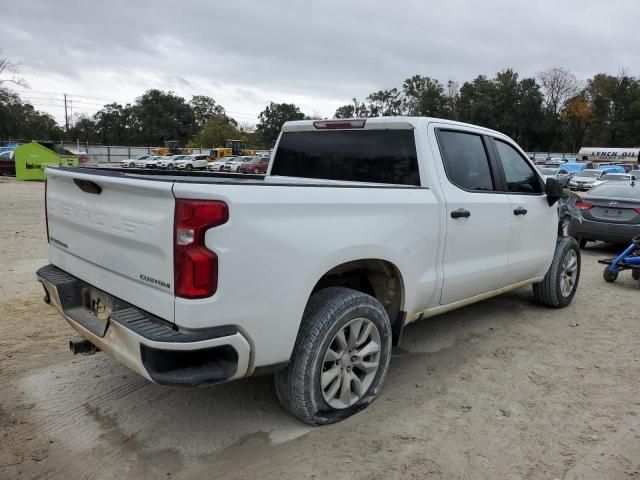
xmin=64 ymin=94 xmax=69 ymax=133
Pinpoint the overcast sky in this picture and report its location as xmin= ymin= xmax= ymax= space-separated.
xmin=3 ymin=0 xmax=638 ymax=126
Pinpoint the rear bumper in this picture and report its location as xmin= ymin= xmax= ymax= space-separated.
xmin=568 ymin=218 xmax=640 ymax=244
xmin=36 ymin=264 xmax=251 ymax=386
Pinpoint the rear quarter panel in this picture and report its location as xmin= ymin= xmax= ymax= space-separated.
xmin=172 ymin=182 xmax=441 ymax=367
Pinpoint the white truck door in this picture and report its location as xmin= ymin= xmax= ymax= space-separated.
xmin=489 ymin=137 xmax=558 ymax=284
xmin=430 ymin=126 xmax=511 ymax=305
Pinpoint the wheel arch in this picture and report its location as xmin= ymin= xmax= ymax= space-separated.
xmin=308 ymin=258 xmax=406 ymax=344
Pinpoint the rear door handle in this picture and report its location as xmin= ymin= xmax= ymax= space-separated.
xmin=513 ymin=207 xmax=528 ymax=215
xmin=451 ymin=208 xmax=471 ymax=219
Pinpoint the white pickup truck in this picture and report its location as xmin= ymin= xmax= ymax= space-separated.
xmin=37 ymin=117 xmax=579 ymax=425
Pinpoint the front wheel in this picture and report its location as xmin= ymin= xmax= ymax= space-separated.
xmin=185 ymin=164 xmax=193 ymax=170
xmin=275 ymin=287 xmax=392 ymax=425
xmin=533 ymin=236 xmax=581 ymax=308
xmin=603 ymin=267 xmax=618 ymax=283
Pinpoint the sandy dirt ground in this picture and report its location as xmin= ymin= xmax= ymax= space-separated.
xmin=0 ymin=176 xmax=638 ymax=480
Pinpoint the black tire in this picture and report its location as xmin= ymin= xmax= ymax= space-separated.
xmin=579 ymin=238 xmax=587 ymax=249
xmin=603 ymin=267 xmax=618 ymax=283
xmin=167 ymin=164 xmax=174 ymax=170
xmin=186 ymin=164 xmax=193 ymax=170
xmin=533 ymin=236 xmax=581 ymax=308
xmin=275 ymin=287 xmax=392 ymax=425
xmin=129 ymin=162 xmax=135 ymax=168
xmin=632 ymin=270 xmax=640 ymax=281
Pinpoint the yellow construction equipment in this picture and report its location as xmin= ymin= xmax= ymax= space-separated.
xmin=210 ymin=140 xmax=255 ymax=159
xmin=152 ymin=140 xmax=192 ymax=157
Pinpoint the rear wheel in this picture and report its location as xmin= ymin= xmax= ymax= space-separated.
xmin=186 ymin=164 xmax=193 ymax=170
xmin=254 ymin=168 xmax=260 ymax=174
xmin=533 ymin=236 xmax=581 ymax=308
xmin=167 ymin=163 xmax=174 ymax=170
xmin=275 ymin=287 xmax=392 ymax=425
xmin=129 ymin=162 xmax=135 ymax=168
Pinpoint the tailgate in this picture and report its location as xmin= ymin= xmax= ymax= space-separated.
xmin=46 ymin=168 xmax=176 ymax=322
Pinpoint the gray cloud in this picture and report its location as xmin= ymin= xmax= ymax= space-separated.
xmin=3 ymin=0 xmax=638 ymax=124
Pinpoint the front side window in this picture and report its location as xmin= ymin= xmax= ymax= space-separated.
xmin=494 ymin=140 xmax=543 ymax=193
xmin=272 ymin=130 xmax=420 ymax=186
xmin=437 ymin=130 xmax=494 ymax=191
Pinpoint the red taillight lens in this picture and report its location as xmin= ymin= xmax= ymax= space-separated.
xmin=313 ymin=119 xmax=366 ymax=129
xmin=576 ymin=201 xmax=593 ymax=210
xmin=45 ymin=179 xmax=49 ymax=243
xmin=634 ymin=208 xmax=640 ymax=214
xmin=174 ymin=199 xmax=228 ymax=299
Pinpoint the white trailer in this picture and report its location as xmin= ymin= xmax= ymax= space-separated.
xmin=578 ymin=147 xmax=640 ymax=164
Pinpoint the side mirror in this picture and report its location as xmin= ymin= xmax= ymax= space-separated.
xmin=545 ymin=177 xmax=563 ymax=206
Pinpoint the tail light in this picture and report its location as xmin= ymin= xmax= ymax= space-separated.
xmin=174 ymin=199 xmax=228 ymax=299
xmin=634 ymin=208 xmax=640 ymax=214
xmin=45 ymin=179 xmax=49 ymax=243
xmin=576 ymin=201 xmax=593 ymax=210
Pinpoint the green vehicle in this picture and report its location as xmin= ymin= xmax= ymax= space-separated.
xmin=14 ymin=142 xmax=79 ymax=181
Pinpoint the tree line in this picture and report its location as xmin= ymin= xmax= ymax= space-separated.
xmin=1 ymin=56 xmax=639 ymax=152
xmin=333 ymin=68 xmax=640 ymax=152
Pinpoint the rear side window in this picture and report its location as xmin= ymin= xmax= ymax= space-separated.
xmin=590 ymin=183 xmax=640 ymax=199
xmin=494 ymin=140 xmax=543 ymax=194
xmin=271 ymin=130 xmax=420 ymax=186
xmin=437 ymin=130 xmax=494 ymax=191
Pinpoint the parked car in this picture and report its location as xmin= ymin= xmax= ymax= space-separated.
xmin=569 ymin=181 xmax=640 ymax=247
xmin=0 ymin=150 xmax=15 ymax=175
xmin=569 ymin=169 xmax=606 ymax=191
xmin=175 ymin=154 xmax=209 ymax=170
xmin=121 ymin=155 xmax=151 ymax=168
xmin=238 ymin=156 xmax=269 ymax=174
xmin=38 ymin=116 xmax=577 ymax=425
xmin=221 ymin=156 xmax=253 ymax=172
xmin=157 ymin=155 xmax=187 ymax=169
xmin=538 ymin=167 xmax=571 ymax=187
xmin=590 ymin=172 xmax=636 ymax=189
xmin=557 ymin=162 xmax=591 ymax=176
xmin=207 ymin=158 xmax=231 ymax=172
xmin=134 ymin=156 xmax=162 ymax=168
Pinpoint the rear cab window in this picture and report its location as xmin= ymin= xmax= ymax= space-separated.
xmin=271 ymin=130 xmax=420 ymax=186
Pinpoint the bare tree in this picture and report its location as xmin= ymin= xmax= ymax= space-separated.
xmin=537 ymin=67 xmax=580 ymax=115
xmin=0 ymin=49 xmax=27 ymax=87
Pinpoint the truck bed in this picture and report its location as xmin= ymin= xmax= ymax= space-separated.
xmin=68 ymin=166 xmax=268 ymax=184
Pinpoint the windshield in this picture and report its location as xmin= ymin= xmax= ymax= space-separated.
xmin=589 ymin=183 xmax=640 ymax=199
xmin=539 ymin=168 xmax=558 ymax=175
xmin=576 ymin=170 xmax=601 ymax=178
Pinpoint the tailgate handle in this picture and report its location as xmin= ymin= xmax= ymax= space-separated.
xmin=74 ymin=179 xmax=102 ymax=195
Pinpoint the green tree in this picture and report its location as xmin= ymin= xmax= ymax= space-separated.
xmin=69 ymin=115 xmax=99 ymax=143
xmin=189 ymin=117 xmax=241 ymax=148
xmin=256 ymin=102 xmax=305 ymax=143
xmin=131 ymin=89 xmax=197 ymax=145
xmin=334 ymin=98 xmax=369 ymax=118
xmin=189 ymin=95 xmax=227 ymax=130
xmin=402 ymin=75 xmax=450 ymax=117
xmin=94 ymin=103 xmax=131 ymax=144
xmin=366 ymin=88 xmax=404 ymax=116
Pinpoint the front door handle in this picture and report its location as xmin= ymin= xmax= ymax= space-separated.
xmin=451 ymin=208 xmax=471 ymax=219
xmin=513 ymin=207 xmax=528 ymax=215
